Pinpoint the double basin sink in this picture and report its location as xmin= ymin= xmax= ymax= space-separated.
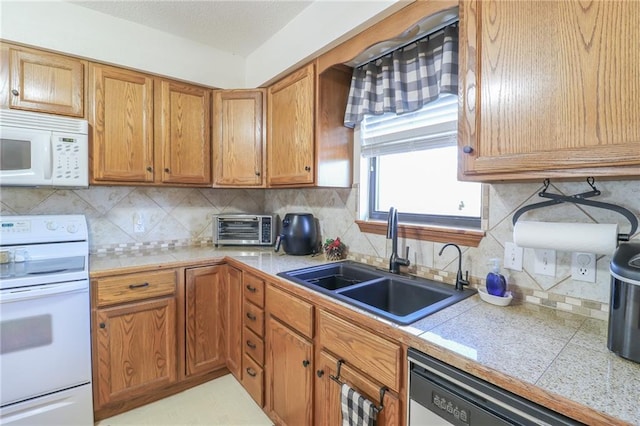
xmin=277 ymin=260 xmax=476 ymax=325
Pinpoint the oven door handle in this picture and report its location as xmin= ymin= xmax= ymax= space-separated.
xmin=0 ymin=280 xmax=88 ymax=303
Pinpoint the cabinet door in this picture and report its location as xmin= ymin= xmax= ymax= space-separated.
xmin=156 ymin=80 xmax=211 ymax=185
xmin=94 ymin=297 xmax=177 ymax=407
xmin=9 ymin=48 xmax=85 ymax=117
xmin=315 ymin=350 xmax=402 ymax=426
xmin=267 ymin=64 xmax=315 ymax=186
xmin=224 ymin=265 xmax=243 ymax=379
xmin=213 ymin=90 xmax=265 ymax=187
xmin=459 ymin=0 xmax=640 ymax=180
xmin=265 ymin=316 xmax=313 ymax=425
xmin=90 ymin=63 xmax=154 ymax=183
xmin=185 ymin=266 xmax=225 ymax=377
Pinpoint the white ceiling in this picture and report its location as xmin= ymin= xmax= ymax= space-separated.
xmin=70 ymin=0 xmax=314 ymax=57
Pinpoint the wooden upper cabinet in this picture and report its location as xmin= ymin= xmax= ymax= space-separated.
xmin=90 ymin=64 xmax=213 ymax=186
xmin=7 ymin=47 xmax=85 ymax=117
xmin=267 ymin=64 xmax=315 ymax=187
xmin=90 ymin=63 xmax=154 ymax=183
xmin=156 ymin=80 xmax=211 ymax=185
xmin=459 ymin=0 xmax=640 ymax=181
xmin=213 ymin=90 xmax=265 ymax=187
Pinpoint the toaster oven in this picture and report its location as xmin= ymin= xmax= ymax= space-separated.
xmin=214 ymin=214 xmax=276 ymax=246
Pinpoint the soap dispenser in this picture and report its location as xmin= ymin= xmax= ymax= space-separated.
xmin=486 ymin=258 xmax=507 ymax=297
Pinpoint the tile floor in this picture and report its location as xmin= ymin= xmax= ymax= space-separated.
xmin=95 ymin=375 xmax=272 ymax=425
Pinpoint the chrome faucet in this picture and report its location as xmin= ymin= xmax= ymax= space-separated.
xmin=438 ymin=243 xmax=469 ymax=291
xmin=387 ymin=207 xmax=410 ymax=274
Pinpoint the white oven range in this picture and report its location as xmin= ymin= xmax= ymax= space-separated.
xmin=0 ymin=215 xmax=93 ymax=426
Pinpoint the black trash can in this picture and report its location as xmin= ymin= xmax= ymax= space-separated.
xmin=608 ymin=242 xmax=640 ymax=363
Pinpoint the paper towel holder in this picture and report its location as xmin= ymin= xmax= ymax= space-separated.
xmin=512 ymin=178 xmax=638 ymax=242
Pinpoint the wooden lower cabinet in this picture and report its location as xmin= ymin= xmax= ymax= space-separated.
xmin=94 ymin=296 xmax=177 ymax=407
xmin=265 ymin=316 xmax=313 ymax=425
xmin=185 ymin=266 xmax=225 ymax=377
xmin=223 ymin=265 xmax=243 ymax=379
xmin=92 ymin=265 xmax=230 ymax=419
xmin=315 ymin=350 xmax=401 ymax=426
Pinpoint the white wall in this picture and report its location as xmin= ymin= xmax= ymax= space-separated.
xmin=0 ymin=0 xmax=245 ymax=88
xmin=245 ymin=0 xmax=408 ymax=87
xmin=0 ymin=0 xmax=406 ymax=88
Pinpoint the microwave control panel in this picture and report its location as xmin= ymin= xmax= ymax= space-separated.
xmin=52 ymin=135 xmax=88 ymax=187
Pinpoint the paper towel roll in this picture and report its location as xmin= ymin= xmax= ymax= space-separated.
xmin=513 ymin=221 xmax=619 ymax=255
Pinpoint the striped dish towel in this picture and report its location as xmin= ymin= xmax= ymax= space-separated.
xmin=340 ymin=383 xmax=376 ymax=426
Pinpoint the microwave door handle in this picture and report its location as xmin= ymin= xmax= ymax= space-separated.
xmin=44 ymin=136 xmax=53 ymax=179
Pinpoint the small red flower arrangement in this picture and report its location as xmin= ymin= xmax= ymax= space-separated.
xmin=323 ymin=237 xmax=347 ymax=260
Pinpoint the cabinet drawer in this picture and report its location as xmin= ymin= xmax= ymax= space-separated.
xmin=318 ymin=310 xmax=401 ymax=392
xmin=242 ymin=353 xmax=264 ymax=407
xmin=243 ymin=301 xmax=264 ymax=336
xmin=95 ymin=270 xmax=177 ymax=307
xmin=243 ymin=273 xmax=265 ymax=308
xmin=266 ymin=284 xmax=313 ymax=339
xmin=244 ymin=327 xmax=264 ymax=366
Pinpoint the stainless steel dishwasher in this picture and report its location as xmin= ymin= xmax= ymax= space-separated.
xmin=408 ymin=348 xmax=583 ymax=425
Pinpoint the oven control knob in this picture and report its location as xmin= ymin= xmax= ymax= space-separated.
xmin=46 ymin=221 xmax=58 ymax=231
xmin=67 ymin=223 xmax=78 ymax=234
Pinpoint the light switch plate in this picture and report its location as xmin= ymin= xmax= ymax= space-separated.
xmin=504 ymin=242 xmax=523 ymax=271
xmin=571 ymin=252 xmax=596 ymax=283
xmin=534 ymin=249 xmax=556 ymax=277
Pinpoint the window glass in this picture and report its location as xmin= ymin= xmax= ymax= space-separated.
xmin=361 ymin=96 xmax=482 ymax=227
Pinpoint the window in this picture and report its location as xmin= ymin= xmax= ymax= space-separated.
xmin=360 ymin=94 xmax=482 ymax=228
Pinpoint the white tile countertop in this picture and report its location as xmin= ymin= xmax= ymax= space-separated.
xmin=90 ymin=246 xmax=640 ymax=425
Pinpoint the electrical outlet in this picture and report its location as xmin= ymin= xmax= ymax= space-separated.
xmin=534 ymin=249 xmax=556 ymax=277
xmin=571 ymin=252 xmax=596 ymax=283
xmin=133 ymin=212 xmax=145 ymax=233
xmin=504 ymin=242 xmax=523 ymax=271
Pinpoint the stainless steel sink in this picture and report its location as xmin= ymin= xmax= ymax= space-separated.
xmin=277 ymin=261 xmax=476 ymax=325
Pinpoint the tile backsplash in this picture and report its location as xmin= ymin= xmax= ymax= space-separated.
xmin=1 ymin=179 xmax=637 ymax=317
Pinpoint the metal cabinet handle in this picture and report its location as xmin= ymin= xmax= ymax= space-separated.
xmin=129 ymin=282 xmax=149 ymax=289
xmin=302 ymin=360 xmax=310 ymax=367
xmin=462 ymin=146 xmax=474 ymax=154
xmin=164 ymin=168 xmax=170 ymax=173
xmin=99 ymin=323 xmax=106 ymax=329
xmin=246 ymin=285 xmax=257 ymax=293
xmin=246 ymin=367 xmax=257 ymax=377
xmin=246 ymin=340 xmax=257 ymax=349
xmin=246 ymin=312 xmax=256 ymax=321
xmin=255 ymin=171 xmax=261 ymax=176
xmin=11 ymin=89 xmax=19 ymax=96
xmin=316 ymin=369 xmax=324 ymax=378
xmin=146 ymin=166 xmax=153 ymax=172
xmin=304 ymin=166 xmax=311 ymax=171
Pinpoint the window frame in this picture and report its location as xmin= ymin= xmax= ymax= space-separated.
xmin=366 ymin=149 xmax=482 ymax=229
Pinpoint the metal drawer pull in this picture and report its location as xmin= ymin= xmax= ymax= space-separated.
xmin=129 ymin=282 xmax=150 ymax=289
xmin=302 ymin=360 xmax=310 ymax=367
xmin=11 ymin=89 xmax=19 ymax=96
xmin=246 ymin=340 xmax=257 ymax=349
xmin=246 ymin=285 xmax=257 ymax=293
xmin=99 ymin=323 xmax=106 ymax=329
xmin=246 ymin=367 xmax=257 ymax=377
xmin=246 ymin=312 xmax=257 ymax=321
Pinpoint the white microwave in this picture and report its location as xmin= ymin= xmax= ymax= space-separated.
xmin=0 ymin=109 xmax=89 ymax=188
